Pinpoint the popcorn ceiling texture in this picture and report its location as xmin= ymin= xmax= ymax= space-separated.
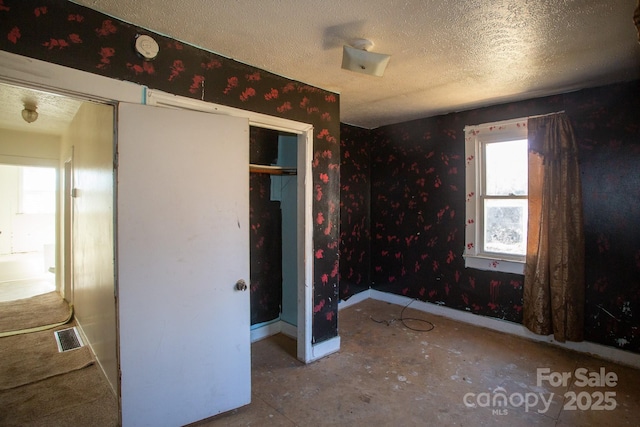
xmin=74 ymin=0 xmax=640 ymax=128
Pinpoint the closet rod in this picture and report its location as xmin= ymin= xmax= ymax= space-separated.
xmin=249 ymin=164 xmax=297 ymax=175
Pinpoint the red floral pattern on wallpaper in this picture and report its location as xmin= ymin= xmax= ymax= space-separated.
xmin=0 ymin=0 xmax=340 ymax=344
xmin=340 ymin=82 xmax=640 ymax=354
xmin=339 ymin=124 xmax=371 ymax=299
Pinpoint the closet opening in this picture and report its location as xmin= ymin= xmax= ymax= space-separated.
xmin=145 ymin=87 xmax=322 ymax=364
xmin=249 ymin=127 xmax=298 ymax=349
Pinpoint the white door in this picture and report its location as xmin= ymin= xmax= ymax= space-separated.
xmin=116 ymin=103 xmax=250 ymax=427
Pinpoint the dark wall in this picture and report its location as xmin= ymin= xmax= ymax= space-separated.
xmin=339 ymin=124 xmax=371 ymax=299
xmin=0 ymin=0 xmax=340 ymax=344
xmin=340 ymin=80 xmax=640 ymax=354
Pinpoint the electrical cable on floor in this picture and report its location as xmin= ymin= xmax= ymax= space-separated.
xmin=370 ymin=299 xmax=435 ymax=332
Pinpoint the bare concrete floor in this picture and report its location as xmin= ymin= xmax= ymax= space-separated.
xmin=199 ymin=299 xmax=640 ymax=427
xmin=3 ymin=298 xmax=639 ymax=426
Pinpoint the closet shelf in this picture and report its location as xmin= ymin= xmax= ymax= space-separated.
xmin=249 ymin=164 xmax=297 ymax=175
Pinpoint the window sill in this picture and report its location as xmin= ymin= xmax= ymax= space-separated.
xmin=464 ymin=255 xmax=525 ymax=275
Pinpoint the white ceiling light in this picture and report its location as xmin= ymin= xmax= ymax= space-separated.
xmin=341 ymin=39 xmax=391 ymax=77
xmin=21 ymin=104 xmax=38 ymax=123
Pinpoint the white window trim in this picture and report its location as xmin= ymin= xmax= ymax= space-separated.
xmin=464 ymin=117 xmax=528 ymax=275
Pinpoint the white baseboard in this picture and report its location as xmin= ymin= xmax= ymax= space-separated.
xmin=308 ymin=335 xmax=341 ymax=363
xmin=339 ymin=289 xmax=640 ymax=370
xmin=280 ymin=321 xmax=297 ymax=340
xmin=250 ymin=320 xmax=281 ymax=343
xmin=251 ymin=320 xmax=339 ymax=364
xmin=251 ymin=320 xmax=297 ymax=343
xmin=338 ymin=289 xmax=371 ymax=310
xmin=74 ymin=320 xmax=117 ymax=395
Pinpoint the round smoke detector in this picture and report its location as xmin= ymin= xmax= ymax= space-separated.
xmin=135 ymin=34 xmax=159 ymax=60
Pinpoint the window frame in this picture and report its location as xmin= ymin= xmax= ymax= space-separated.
xmin=464 ymin=117 xmax=528 ymax=274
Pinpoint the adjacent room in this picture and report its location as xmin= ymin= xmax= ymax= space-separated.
xmin=0 ymin=0 xmax=639 ymax=426
xmin=0 ymin=164 xmax=56 ymax=300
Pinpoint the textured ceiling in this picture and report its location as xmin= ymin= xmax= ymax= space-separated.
xmin=0 ymin=83 xmax=83 ymax=135
xmin=7 ymin=1 xmax=640 ymax=130
xmin=73 ymin=0 xmax=640 ymax=128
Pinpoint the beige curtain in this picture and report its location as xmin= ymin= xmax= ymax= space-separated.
xmin=523 ymin=113 xmax=585 ymax=342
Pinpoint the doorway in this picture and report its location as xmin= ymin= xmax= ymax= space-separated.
xmin=249 ymin=128 xmax=298 ymax=339
xmin=0 ymin=78 xmax=118 ymax=393
xmin=0 ymin=77 xmax=119 ymax=426
xmin=0 ymin=164 xmax=56 ymax=301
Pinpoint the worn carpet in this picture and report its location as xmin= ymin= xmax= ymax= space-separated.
xmin=0 ymin=364 xmax=118 ymax=427
xmin=0 ymin=292 xmax=72 ymax=337
xmin=0 ymin=320 xmax=94 ymax=390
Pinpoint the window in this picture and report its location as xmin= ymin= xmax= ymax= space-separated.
xmin=464 ymin=118 xmax=528 ymax=274
xmin=19 ymin=166 xmax=56 ymax=214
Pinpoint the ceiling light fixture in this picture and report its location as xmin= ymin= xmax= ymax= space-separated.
xmin=341 ymin=39 xmax=391 ymax=77
xmin=21 ymin=104 xmax=38 ymax=123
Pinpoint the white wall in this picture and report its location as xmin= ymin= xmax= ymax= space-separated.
xmin=0 ymin=165 xmax=18 ymax=255
xmin=0 ymin=164 xmax=55 ymax=256
xmin=0 ymin=128 xmax=60 ymax=165
xmin=0 ymin=129 xmax=59 ymax=265
xmin=60 ymin=101 xmax=118 ymax=392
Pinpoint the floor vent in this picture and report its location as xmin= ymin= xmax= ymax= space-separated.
xmin=54 ymin=327 xmax=84 ymax=352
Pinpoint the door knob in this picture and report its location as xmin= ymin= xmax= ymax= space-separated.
xmin=235 ymin=279 xmax=247 ymax=291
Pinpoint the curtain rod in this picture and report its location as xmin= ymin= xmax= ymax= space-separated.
xmin=465 ymin=110 xmax=567 ymax=131
xmin=527 ymin=110 xmax=565 ymax=119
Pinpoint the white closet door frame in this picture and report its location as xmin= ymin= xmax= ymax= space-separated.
xmin=146 ymin=89 xmax=329 ymax=363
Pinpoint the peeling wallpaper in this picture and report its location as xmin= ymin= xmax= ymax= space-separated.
xmin=340 ymin=80 xmax=640 ymax=354
xmin=0 ymin=0 xmax=340 ymax=344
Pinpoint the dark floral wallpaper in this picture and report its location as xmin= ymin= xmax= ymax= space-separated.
xmin=340 ymin=80 xmax=640 ymax=354
xmin=369 ymin=114 xmax=526 ymax=322
xmin=0 ymin=0 xmax=340 ymax=344
xmin=339 ymin=124 xmax=371 ymax=299
xmin=3 ymin=0 xmax=638 ymax=354
xmin=566 ymin=83 xmax=640 ymax=353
